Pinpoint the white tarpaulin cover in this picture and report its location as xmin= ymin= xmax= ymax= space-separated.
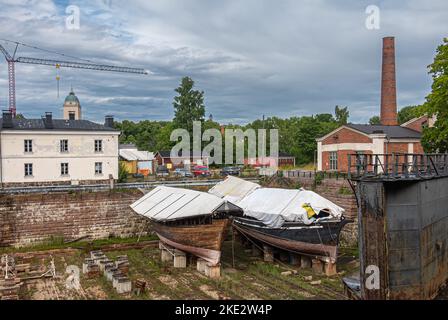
xmin=208 ymin=176 xmax=261 ymax=204
xmin=119 ymin=149 xmax=154 ymax=161
xmin=131 ymin=186 xmax=226 ymax=222
xmin=237 ymin=188 xmax=345 ymax=227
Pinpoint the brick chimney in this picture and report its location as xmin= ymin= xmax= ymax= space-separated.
xmin=380 ymin=37 xmax=398 ymax=126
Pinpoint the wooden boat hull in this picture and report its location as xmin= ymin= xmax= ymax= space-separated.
xmin=233 ymin=217 xmax=351 ymax=262
xmin=151 ymin=219 xmax=229 ymax=266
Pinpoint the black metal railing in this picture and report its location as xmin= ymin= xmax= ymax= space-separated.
xmin=347 ymin=153 xmax=448 ymax=180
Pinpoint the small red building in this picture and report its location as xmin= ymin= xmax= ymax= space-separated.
xmin=245 ymin=152 xmax=296 ymax=168
xmin=154 ymin=151 xmax=209 ymax=170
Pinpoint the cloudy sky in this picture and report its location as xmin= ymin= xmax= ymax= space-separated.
xmin=0 ymin=0 xmax=447 ymax=124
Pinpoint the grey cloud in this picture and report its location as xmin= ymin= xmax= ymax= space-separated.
xmin=0 ymin=0 xmax=447 ymax=125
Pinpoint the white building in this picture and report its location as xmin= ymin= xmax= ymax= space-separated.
xmin=0 ymin=92 xmax=120 ymax=187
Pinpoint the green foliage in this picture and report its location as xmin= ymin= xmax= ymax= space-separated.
xmin=114 ymin=76 xmax=347 ymax=165
xmin=334 ymin=105 xmax=349 ymax=125
xmin=369 ymin=115 xmax=381 ymax=125
xmin=314 ymin=172 xmax=324 ymax=186
xmin=397 ymin=105 xmax=423 ymax=124
xmin=421 ymin=38 xmax=448 ymax=152
xmin=338 ymin=186 xmax=353 ymax=195
xmin=173 ymin=76 xmax=205 ymax=134
xmin=118 ymin=162 xmax=128 ymax=183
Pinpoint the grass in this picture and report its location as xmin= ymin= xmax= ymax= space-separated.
xmin=7 ymin=236 xmax=358 ymax=300
xmin=0 ymin=235 xmax=159 ymax=255
xmin=338 ymin=186 xmax=353 ymax=195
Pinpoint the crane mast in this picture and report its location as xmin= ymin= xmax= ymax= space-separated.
xmin=0 ymin=42 xmax=147 ymax=116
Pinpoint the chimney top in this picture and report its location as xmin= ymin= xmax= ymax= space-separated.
xmin=42 ymin=112 xmax=53 ymax=129
xmin=380 ymin=36 xmax=398 ymax=126
xmin=2 ymin=110 xmax=13 ymax=129
xmin=105 ymin=115 xmax=114 ymax=128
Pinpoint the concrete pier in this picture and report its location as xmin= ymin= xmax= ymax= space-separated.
xmin=173 ymin=250 xmax=187 ymax=268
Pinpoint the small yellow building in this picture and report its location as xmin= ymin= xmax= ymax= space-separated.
xmin=119 ymin=144 xmax=154 ymax=176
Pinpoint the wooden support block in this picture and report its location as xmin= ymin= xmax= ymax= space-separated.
xmin=197 ymin=258 xmax=207 ymax=273
xmin=324 ymin=262 xmax=337 ymax=276
xmin=105 ymin=267 xmax=119 ymax=281
xmin=279 ymin=251 xmax=290 ymax=263
xmin=289 ymin=254 xmax=301 ymax=266
xmin=205 ymin=263 xmax=221 ymax=279
xmin=263 ymin=245 xmax=274 ymax=262
xmin=158 ymin=241 xmax=165 ymax=250
xmin=173 ymin=250 xmax=187 ymax=268
xmin=312 ymin=259 xmax=323 ymax=274
xmin=133 ymin=279 xmax=147 ymax=296
xmin=115 ymin=277 xmax=132 ymax=294
xmin=251 ymin=244 xmax=262 ymax=257
xmin=161 ymin=249 xmax=173 ymax=263
xmin=300 ymin=256 xmax=312 ymax=269
xmin=98 ymin=260 xmax=113 ymax=272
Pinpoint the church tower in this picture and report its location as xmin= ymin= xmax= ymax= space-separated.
xmin=63 ymin=89 xmax=82 ymax=120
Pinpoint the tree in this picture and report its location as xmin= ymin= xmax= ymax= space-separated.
xmin=335 ymin=105 xmax=349 ymax=125
xmin=118 ymin=162 xmax=128 ymax=183
xmin=421 ymin=38 xmax=448 ymax=152
xmin=397 ymin=105 xmax=421 ymax=124
xmin=172 ymin=77 xmax=205 ymax=134
xmin=369 ymin=116 xmax=381 ymax=125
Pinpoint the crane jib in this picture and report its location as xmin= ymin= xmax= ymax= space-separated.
xmin=16 ymin=57 xmax=148 ymax=74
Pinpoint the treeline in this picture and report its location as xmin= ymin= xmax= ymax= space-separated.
xmin=116 ymin=37 xmax=448 ymax=160
xmin=115 ymin=105 xmax=347 ymax=166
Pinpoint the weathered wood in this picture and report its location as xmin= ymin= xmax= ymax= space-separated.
xmin=173 ymin=250 xmax=187 ymax=268
xmin=263 ymin=245 xmax=274 ymax=262
xmin=289 ymin=254 xmax=301 ymax=266
xmin=161 ymin=249 xmax=173 ymax=263
xmin=152 ymin=219 xmax=229 ymax=265
xmin=205 ymin=263 xmax=221 ymax=279
xmin=301 ymin=256 xmax=312 ymax=268
xmin=312 ymin=259 xmax=323 ymax=274
xmin=197 ymin=258 xmax=207 ymax=273
xmin=324 ymin=262 xmax=337 ymax=276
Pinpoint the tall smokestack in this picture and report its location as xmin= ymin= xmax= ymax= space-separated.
xmin=380 ymin=37 xmax=398 ymax=126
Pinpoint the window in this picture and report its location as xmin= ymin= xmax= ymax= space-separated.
xmin=60 ymin=140 xmax=68 ymax=153
xmin=356 ymin=151 xmax=366 ymax=167
xmin=68 ymin=112 xmax=76 ymax=120
xmin=95 ymin=140 xmax=103 ymax=152
xmin=24 ymin=163 xmax=33 ymax=177
xmin=24 ymin=140 xmax=33 ymax=153
xmin=61 ymin=163 xmax=69 ymax=176
xmin=95 ymin=162 xmax=103 ymax=175
xmin=329 ymin=152 xmax=338 ymax=171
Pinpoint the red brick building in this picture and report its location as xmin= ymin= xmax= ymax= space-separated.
xmin=245 ymin=152 xmax=296 ymax=168
xmin=316 ymin=37 xmax=429 ymax=172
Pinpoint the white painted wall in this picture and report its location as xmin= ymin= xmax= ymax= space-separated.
xmin=317 ymin=141 xmax=322 ymax=171
xmin=0 ymin=130 xmax=119 ymax=184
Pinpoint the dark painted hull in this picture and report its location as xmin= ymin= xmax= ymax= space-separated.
xmin=233 ymin=216 xmax=352 ymax=262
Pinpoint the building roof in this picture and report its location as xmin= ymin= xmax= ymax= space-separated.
xmin=130 ymin=186 xmax=239 ymax=222
xmin=119 ymin=143 xmax=137 ymax=150
xmin=346 ymin=124 xmax=421 ymax=139
xmin=156 ymin=150 xmax=208 ymax=158
xmin=156 ymin=150 xmax=171 ymax=158
xmin=278 ymin=151 xmax=295 ymax=158
xmin=208 ymin=176 xmax=261 ymax=204
xmin=119 ymin=148 xmax=154 ymax=161
xmin=0 ymin=118 xmax=119 ymax=132
xmin=65 ymin=90 xmax=80 ymax=104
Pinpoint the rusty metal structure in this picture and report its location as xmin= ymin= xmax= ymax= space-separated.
xmin=347 ymin=153 xmax=448 ymax=299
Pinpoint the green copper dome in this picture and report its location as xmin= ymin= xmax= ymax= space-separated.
xmin=65 ymin=90 xmax=80 ymax=104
